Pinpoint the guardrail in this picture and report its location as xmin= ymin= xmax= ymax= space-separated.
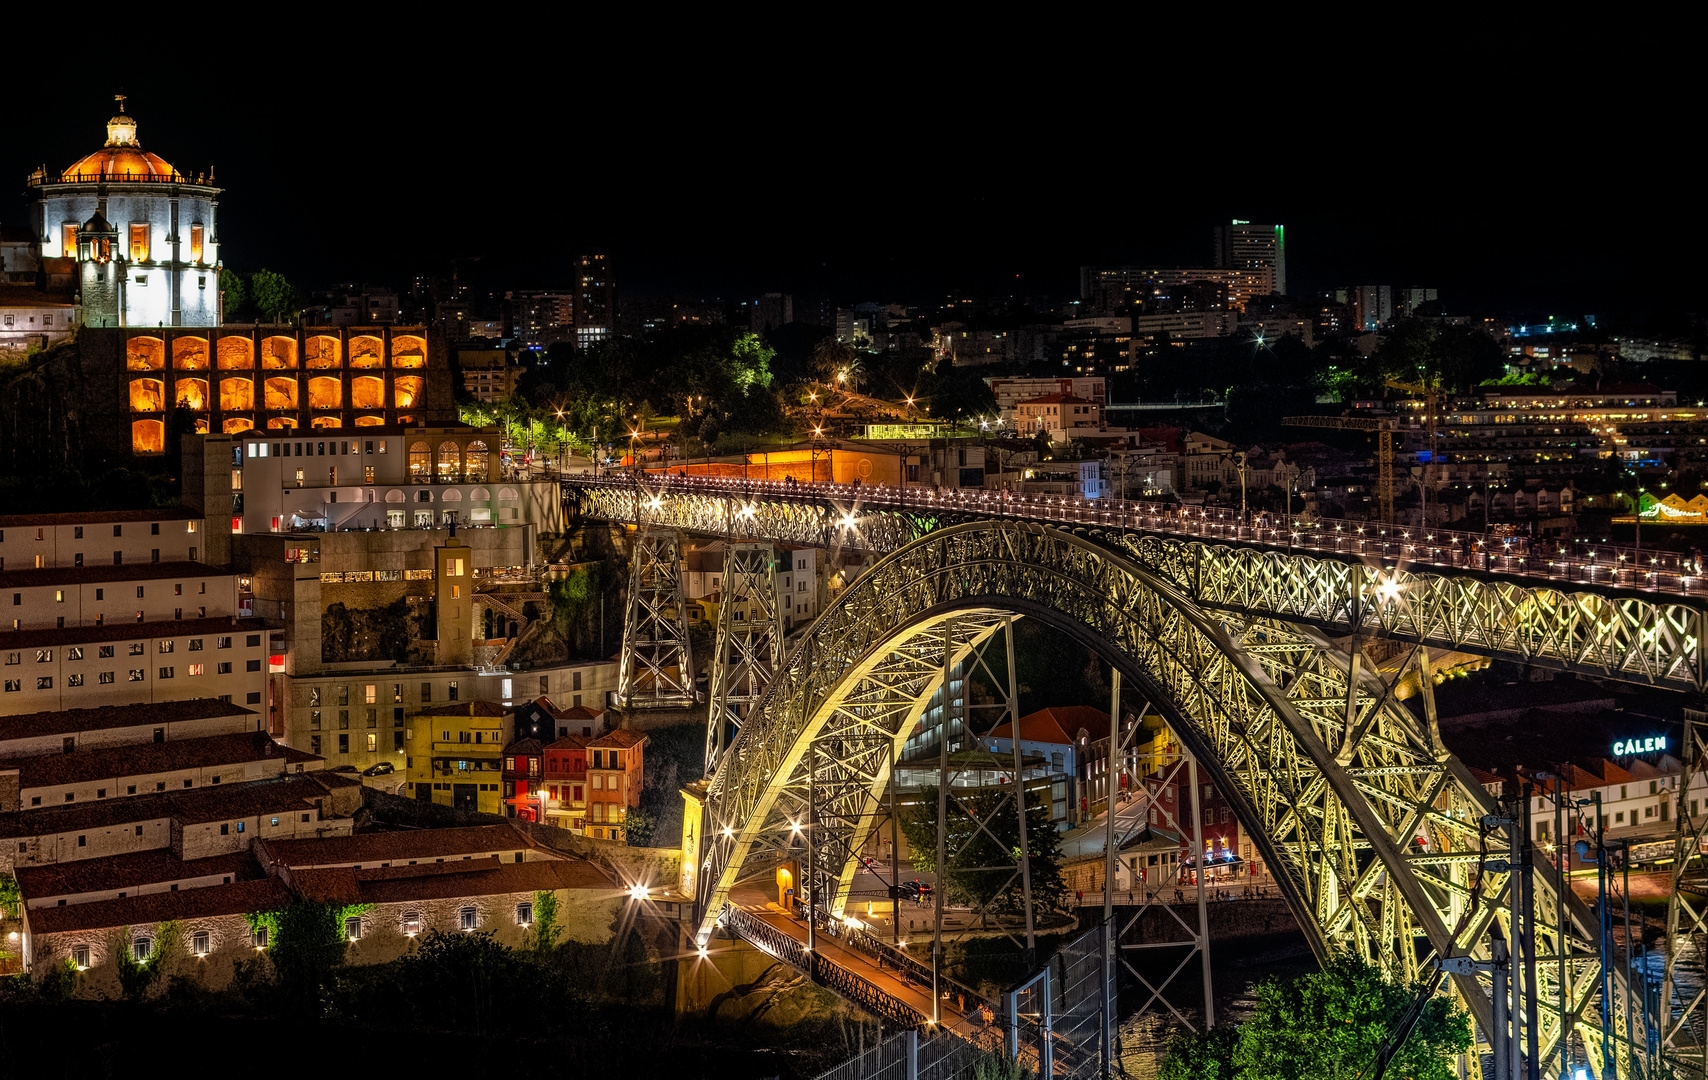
xmin=565 ymin=473 xmax=1708 ymax=598
xmin=814 ymin=910 xmax=991 ymax=1015
xmin=719 ymin=904 xmax=929 ymax=1029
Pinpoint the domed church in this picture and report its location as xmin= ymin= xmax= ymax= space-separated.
xmin=25 ymin=96 xmax=221 ymax=327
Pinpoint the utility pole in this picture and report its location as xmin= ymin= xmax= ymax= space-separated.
xmin=1492 ymin=927 xmax=1512 ymax=1080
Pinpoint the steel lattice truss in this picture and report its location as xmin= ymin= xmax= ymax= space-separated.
xmin=706 ymin=543 xmax=783 ymax=773
xmin=686 ymin=520 xmax=1641 ymax=1077
xmin=572 ymin=480 xmax=1708 ymax=691
xmin=614 ymin=528 xmax=698 ymax=708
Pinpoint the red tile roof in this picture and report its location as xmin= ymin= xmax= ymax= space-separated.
xmin=0 ymin=698 xmax=256 ymax=746
xmin=0 ymin=773 xmax=332 ymax=837
xmin=15 ymin=849 xmax=261 ymax=902
xmin=591 ymin=729 xmax=645 ymax=750
xmin=289 ymin=855 xmax=611 ymax=906
xmin=1 ymin=731 xmax=290 ymax=791
xmin=0 ymin=560 xmax=229 ymax=589
xmin=255 ymin=823 xmax=536 ymax=869
xmin=1017 ymin=393 xmax=1096 ymax=406
xmin=25 ymin=877 xmax=293 ymax=936
xmin=0 ymin=615 xmax=271 ymax=652
xmin=989 ymin=706 xmax=1107 ymax=746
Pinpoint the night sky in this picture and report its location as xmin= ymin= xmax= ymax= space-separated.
xmin=4 ymin=32 xmax=1694 ymax=325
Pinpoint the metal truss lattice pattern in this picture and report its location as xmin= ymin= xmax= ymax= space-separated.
xmin=689 ymin=520 xmax=1638 ymax=1077
xmin=706 ymin=542 xmax=783 ymax=774
xmin=571 ymin=479 xmax=1708 ymax=691
xmin=614 ymin=528 xmax=698 ymax=708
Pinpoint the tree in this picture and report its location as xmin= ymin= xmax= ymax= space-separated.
xmin=249 ymin=269 xmax=300 ymax=324
xmin=902 ymin=785 xmax=1065 ymax=920
xmin=219 ymin=268 xmax=248 ymax=321
xmin=623 ymin=808 xmax=657 ymax=846
xmin=268 ymin=899 xmax=361 ymax=1011
xmin=1159 ymin=953 xmax=1471 ymax=1080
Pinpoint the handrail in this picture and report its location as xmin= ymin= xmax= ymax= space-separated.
xmin=813 ymin=909 xmax=991 ymax=1012
xmin=719 ymin=904 xmax=929 ymax=1029
xmin=564 ymin=472 xmax=1708 ymax=599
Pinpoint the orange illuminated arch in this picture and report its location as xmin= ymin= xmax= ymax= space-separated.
xmin=217 ymin=336 xmax=254 ymax=369
xmin=350 ymin=335 xmax=384 ymax=369
xmin=264 ymin=377 xmax=298 ymax=411
xmin=351 ymin=375 xmax=386 ymax=409
xmin=130 ymin=378 xmax=164 ymax=412
xmin=262 ymin=336 xmax=298 ymax=369
xmin=354 ymin=415 xmax=386 ymax=426
xmin=223 ymin=417 xmax=255 ymax=434
xmin=464 ymin=440 xmax=489 ymax=481
xmin=390 ymin=335 xmax=426 ymax=369
xmin=127 ymin=337 xmax=165 ymax=371
xmin=266 ymin=417 xmax=298 ymax=430
xmin=132 ymin=419 xmax=164 ymax=454
xmin=312 ymin=416 xmax=342 ymax=428
xmin=306 ymin=335 xmax=342 ymax=369
xmin=308 ymin=376 xmax=342 ymax=409
xmin=436 ymin=441 xmax=461 ymax=482
xmin=173 ymin=378 xmax=208 ymax=411
xmin=172 ymin=336 xmax=209 ymax=370
xmin=393 ymin=375 xmax=423 ymax=408
xmin=220 ymin=377 xmax=254 ymax=411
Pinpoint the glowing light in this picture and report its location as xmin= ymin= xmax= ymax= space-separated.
xmin=628 ymin=883 xmax=650 ymax=900
xmin=838 ymin=513 xmax=858 ymax=530
xmin=1376 ymin=577 xmax=1402 ymax=603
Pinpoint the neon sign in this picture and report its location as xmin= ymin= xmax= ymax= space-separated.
xmin=1612 ymin=736 xmax=1667 ymax=756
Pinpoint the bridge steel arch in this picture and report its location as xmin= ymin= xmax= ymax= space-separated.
xmin=691 ymin=519 xmax=1630 ymax=1074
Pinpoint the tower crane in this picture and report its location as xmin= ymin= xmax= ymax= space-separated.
xmin=1282 ymin=413 xmax=1395 ymax=524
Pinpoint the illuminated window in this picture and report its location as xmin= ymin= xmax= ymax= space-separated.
xmin=62 ymin=223 xmax=77 ymax=258
xmin=190 ymin=224 xmax=204 ymax=262
xmin=129 ymin=224 xmax=149 ymax=262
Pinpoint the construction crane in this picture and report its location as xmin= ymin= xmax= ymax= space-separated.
xmin=1385 ymin=377 xmax=1442 ymax=528
xmin=1282 ymin=413 xmax=1395 ymax=524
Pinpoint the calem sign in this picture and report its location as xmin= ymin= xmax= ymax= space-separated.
xmin=1612 ymin=735 xmax=1668 ymax=757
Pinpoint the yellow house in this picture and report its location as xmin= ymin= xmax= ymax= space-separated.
xmin=405 ymin=700 xmax=510 ymax=814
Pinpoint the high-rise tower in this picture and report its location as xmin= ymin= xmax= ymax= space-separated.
xmin=1213 ymin=220 xmax=1286 ymax=297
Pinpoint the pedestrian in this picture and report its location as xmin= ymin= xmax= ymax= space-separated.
xmin=1076 ymin=889 xmax=1083 ymax=904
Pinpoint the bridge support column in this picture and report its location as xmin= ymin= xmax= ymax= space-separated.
xmin=614 ymin=528 xmax=698 ymax=709
xmin=706 ymin=542 xmax=781 ymax=774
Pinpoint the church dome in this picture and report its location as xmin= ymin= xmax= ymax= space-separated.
xmin=60 ymin=103 xmax=181 ymax=182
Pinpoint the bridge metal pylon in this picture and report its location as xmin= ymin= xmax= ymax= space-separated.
xmin=613 ymin=527 xmax=699 ymax=710
xmin=705 ymin=542 xmax=782 ymax=774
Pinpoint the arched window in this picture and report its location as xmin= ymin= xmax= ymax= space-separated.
xmin=172 ymin=336 xmax=209 ymax=371
xmin=131 ymin=419 xmax=164 ymax=454
xmin=307 ymin=376 xmax=341 ymax=410
xmin=306 ymin=336 xmax=341 ymax=369
xmin=408 ymin=442 xmax=432 ymax=482
xmin=174 ymin=378 xmax=208 ymax=412
xmin=393 ymin=376 xmax=422 ymax=409
xmin=264 ymin=377 xmax=298 ymax=411
xmin=262 ymin=336 xmax=297 ymax=370
xmin=216 ymin=336 xmax=254 ymax=370
xmin=437 ymin=441 xmax=461 ymax=483
xmin=129 ymin=378 xmax=164 ymax=413
xmin=222 ymin=417 xmax=254 ymax=434
xmin=220 ymin=377 xmax=254 ymax=412
xmin=350 ymin=336 xmax=384 ymax=369
xmin=464 ymin=440 xmax=488 ymax=482
xmin=351 ymin=376 xmax=385 ymax=410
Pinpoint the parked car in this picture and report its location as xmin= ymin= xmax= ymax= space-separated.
xmin=361 ymin=761 xmax=395 ymax=777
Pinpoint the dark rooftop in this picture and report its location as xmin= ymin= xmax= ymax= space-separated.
xmin=0 ymin=699 xmax=255 ymax=747
xmin=0 ymin=616 xmax=271 ymax=652
xmin=0 ymin=560 xmax=229 ymax=589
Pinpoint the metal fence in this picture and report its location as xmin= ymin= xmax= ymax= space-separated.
xmin=808 ymin=922 xmax=1115 ymax=1080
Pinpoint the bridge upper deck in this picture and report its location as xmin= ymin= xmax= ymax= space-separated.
xmin=567 ymin=472 xmax=1706 ymax=599
xmin=567 ymin=473 xmax=1708 ymax=691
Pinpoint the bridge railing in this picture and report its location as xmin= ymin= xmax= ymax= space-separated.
xmin=565 ymin=473 xmax=1707 ymax=598
xmin=808 ymin=906 xmax=992 ymax=1013
xmin=719 ymin=904 xmax=930 ymax=1030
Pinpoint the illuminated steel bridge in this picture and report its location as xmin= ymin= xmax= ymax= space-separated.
xmin=568 ymin=474 xmax=1701 ymax=1077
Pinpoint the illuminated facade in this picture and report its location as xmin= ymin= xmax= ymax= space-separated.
xmin=100 ymin=326 xmax=435 ymax=455
xmin=25 ymin=101 xmax=221 ymax=328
